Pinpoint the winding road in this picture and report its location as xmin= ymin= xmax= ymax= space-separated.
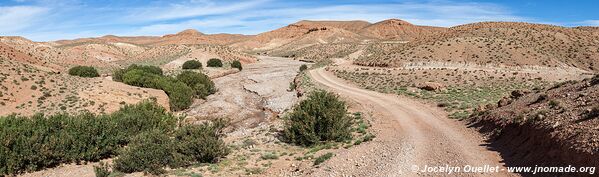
xmin=308 ymin=68 xmax=517 ymax=176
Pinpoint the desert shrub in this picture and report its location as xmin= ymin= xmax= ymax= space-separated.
xmin=207 ymin=58 xmax=223 ymax=67
xmin=93 ymin=162 xmax=112 ymax=177
xmin=299 ymin=64 xmax=308 ymax=72
xmin=119 ymin=68 xmax=193 ymax=111
xmin=113 ymin=130 xmax=184 ymax=175
xmin=113 ymin=65 xmax=162 ymax=82
xmin=109 ymin=101 xmax=178 ymax=144
xmin=174 ymin=119 xmax=229 ymax=163
xmin=114 ymin=119 xmax=229 ymax=175
xmin=68 ymin=66 xmax=99 ymax=78
xmin=0 ymin=101 xmax=178 ymax=176
xmin=591 ymin=74 xmax=599 ymax=86
xmin=182 ymin=60 xmax=202 ymax=69
xmin=231 ymin=60 xmax=242 ymax=71
xmin=283 ymin=90 xmax=352 ymax=146
xmin=313 ymin=152 xmax=334 ymax=166
xmin=161 ymin=80 xmax=194 ymax=111
xmin=586 ymin=106 xmax=599 ymax=120
xmin=176 ymin=71 xmax=216 ymax=99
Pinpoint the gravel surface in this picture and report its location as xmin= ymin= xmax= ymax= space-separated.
xmin=304 ymin=68 xmax=519 ymax=177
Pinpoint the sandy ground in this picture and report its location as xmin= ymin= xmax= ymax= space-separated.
xmin=305 ymin=68 xmax=519 ymax=177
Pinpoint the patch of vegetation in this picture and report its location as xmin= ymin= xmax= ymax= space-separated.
xmin=207 ymin=58 xmax=223 ymax=67
xmin=176 ymin=71 xmax=216 ymax=99
xmin=283 ymin=90 xmax=352 ymax=146
xmin=113 ymin=130 xmax=182 ymax=175
xmin=113 ymin=119 xmax=228 ymax=175
xmin=591 ymin=74 xmax=599 ymax=86
xmin=231 ymin=60 xmax=242 ymax=71
xmin=121 ymin=69 xmax=193 ymax=111
xmin=260 ymin=152 xmax=279 ymax=160
xmin=313 ymin=152 xmax=334 ymax=166
xmin=68 ymin=66 xmax=100 ymax=78
xmin=182 ymin=60 xmax=202 ymax=70
xmin=114 ymin=65 xmax=216 ymax=111
xmin=310 ymin=58 xmax=332 ymax=69
xmin=112 ymin=64 xmax=163 ymax=82
xmin=299 ymin=64 xmax=308 ymax=72
xmin=0 ymin=101 xmax=178 ymax=176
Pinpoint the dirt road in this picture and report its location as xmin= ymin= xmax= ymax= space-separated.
xmin=308 ymin=68 xmax=518 ymax=177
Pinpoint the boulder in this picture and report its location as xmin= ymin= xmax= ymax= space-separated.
xmin=417 ymin=82 xmax=445 ymax=91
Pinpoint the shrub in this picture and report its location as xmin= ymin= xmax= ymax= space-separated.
xmin=161 ymin=80 xmax=194 ymax=111
xmin=591 ymin=74 xmax=599 ymax=86
xmin=0 ymin=101 xmax=178 ymax=176
xmin=313 ymin=152 xmax=334 ymax=166
xmin=176 ymin=71 xmax=216 ymax=99
xmin=93 ymin=162 xmax=112 ymax=177
xmin=113 ymin=65 xmax=162 ymax=82
xmin=260 ymin=152 xmax=279 ymax=160
xmin=299 ymin=64 xmax=308 ymax=72
xmin=182 ymin=60 xmax=202 ymax=69
xmin=113 ymin=130 xmax=183 ymax=175
xmin=114 ymin=119 xmax=229 ymax=175
xmin=231 ymin=60 xmax=242 ymax=71
xmin=174 ymin=119 xmax=229 ymax=163
xmin=118 ymin=67 xmax=193 ymax=111
xmin=283 ymin=90 xmax=352 ymax=146
xmin=207 ymin=58 xmax=223 ymax=67
xmin=68 ymin=66 xmax=99 ymax=78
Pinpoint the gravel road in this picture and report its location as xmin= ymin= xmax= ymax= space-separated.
xmin=307 ymin=68 xmax=518 ymax=177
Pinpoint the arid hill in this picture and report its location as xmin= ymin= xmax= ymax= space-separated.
xmin=1 ymin=30 xmax=256 ymax=74
xmin=359 ymin=19 xmax=446 ymax=40
xmin=237 ymin=19 xmax=443 ymax=60
xmin=355 ymin=22 xmax=599 ymax=71
xmin=231 ymin=20 xmax=368 ymax=53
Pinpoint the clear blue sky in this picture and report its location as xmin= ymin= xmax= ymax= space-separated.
xmin=1 ymin=0 xmax=598 ymax=41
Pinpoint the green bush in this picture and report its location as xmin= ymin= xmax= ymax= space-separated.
xmin=93 ymin=162 xmax=112 ymax=177
xmin=313 ymin=152 xmax=334 ymax=166
xmin=182 ymin=60 xmax=202 ymax=70
xmin=176 ymin=71 xmax=216 ymax=99
xmin=299 ymin=64 xmax=308 ymax=72
xmin=68 ymin=66 xmax=99 ymax=78
xmin=161 ymin=80 xmax=194 ymax=111
xmin=283 ymin=90 xmax=352 ymax=146
xmin=0 ymin=101 xmax=178 ymax=176
xmin=113 ymin=65 xmax=163 ymax=82
xmin=207 ymin=58 xmax=223 ymax=67
xmin=114 ymin=130 xmax=184 ymax=175
xmin=118 ymin=67 xmax=193 ymax=111
xmin=174 ymin=119 xmax=229 ymax=163
xmin=231 ymin=60 xmax=242 ymax=71
xmin=114 ymin=119 xmax=229 ymax=175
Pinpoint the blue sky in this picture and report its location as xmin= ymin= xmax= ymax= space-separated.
xmin=1 ymin=0 xmax=598 ymax=41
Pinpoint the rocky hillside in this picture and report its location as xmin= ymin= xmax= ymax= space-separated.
xmin=231 ymin=19 xmax=443 ymax=60
xmin=1 ymin=31 xmax=256 ymax=73
xmin=359 ymin=19 xmax=445 ymax=41
xmin=469 ymin=75 xmax=599 ymax=171
xmin=355 ymin=22 xmax=599 ymax=72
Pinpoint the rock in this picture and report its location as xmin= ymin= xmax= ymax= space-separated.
xmin=497 ymin=96 xmax=512 ymax=107
xmin=417 ymin=82 xmax=445 ymax=91
xmin=510 ymin=89 xmax=530 ymax=99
